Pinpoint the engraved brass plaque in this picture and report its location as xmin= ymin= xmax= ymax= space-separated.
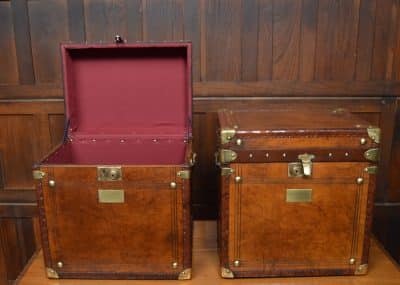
xmin=286 ymin=189 xmax=313 ymax=203
xmin=97 ymin=166 xmax=122 ymax=181
xmin=98 ymin=189 xmax=125 ymax=203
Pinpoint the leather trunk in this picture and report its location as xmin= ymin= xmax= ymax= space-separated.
xmin=217 ymin=109 xmax=380 ymax=278
xmin=33 ymin=42 xmax=193 ymax=280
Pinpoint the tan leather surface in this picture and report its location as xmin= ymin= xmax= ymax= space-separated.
xmin=37 ymin=165 xmax=191 ymax=278
xmin=222 ymin=162 xmax=374 ymax=277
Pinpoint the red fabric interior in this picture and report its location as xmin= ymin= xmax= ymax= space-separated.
xmin=44 ymin=140 xmax=187 ymax=165
xmin=62 ymin=43 xmax=191 ymax=138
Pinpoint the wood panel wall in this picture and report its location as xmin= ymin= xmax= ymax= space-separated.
xmin=1 ymin=0 xmax=400 ymax=281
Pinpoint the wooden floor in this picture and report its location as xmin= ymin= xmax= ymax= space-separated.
xmin=17 ymin=221 xmax=400 ymax=285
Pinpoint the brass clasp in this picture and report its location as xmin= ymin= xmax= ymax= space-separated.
xmin=298 ymin=153 xmax=315 ymax=177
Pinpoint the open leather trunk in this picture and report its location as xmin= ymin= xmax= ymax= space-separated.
xmin=33 ymin=42 xmax=193 ymax=280
xmin=217 ymin=109 xmax=380 ymax=278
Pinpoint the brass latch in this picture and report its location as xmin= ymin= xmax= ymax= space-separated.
xmin=218 ymin=149 xmax=238 ymax=164
xmin=288 ymin=153 xmax=315 ymax=177
xmin=97 ymin=166 xmax=122 ymax=181
xmin=33 ymin=170 xmax=45 ymax=180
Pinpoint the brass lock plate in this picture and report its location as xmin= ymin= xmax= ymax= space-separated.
xmin=97 ymin=166 xmax=122 ymax=181
xmin=288 ymin=162 xmax=304 ymax=177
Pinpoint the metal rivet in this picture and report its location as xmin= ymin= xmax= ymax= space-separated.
xmin=265 ymin=153 xmax=269 ymax=158
xmin=345 ymin=152 xmax=349 ymax=157
xmin=234 ymin=176 xmax=242 ymax=183
xmin=92 ymin=139 xmax=96 ymax=142
xmin=172 ymin=262 xmax=178 ymax=269
xmin=356 ymin=177 xmax=363 ymax=184
xmin=57 ymin=261 xmax=63 ymax=268
xmin=120 ymin=139 xmax=125 ymax=143
xmin=360 ymin=138 xmax=367 ymax=145
xmin=249 ymin=153 xmax=253 ymax=158
xmin=236 ymin=139 xmax=242 ymax=146
xmin=227 ymin=136 xmax=232 ymax=140
xmin=48 ymin=180 xmax=56 ymax=187
xmin=233 ymin=125 xmax=239 ymax=129
xmin=233 ymin=260 xmax=240 ymax=267
xmin=282 ymin=153 xmax=287 ymax=158
xmin=152 ymin=139 xmax=158 ymax=143
xmin=328 ymin=153 xmax=333 ymax=157
xmin=349 ymin=258 xmax=356 ymax=265
xmin=170 ymin=182 xmax=177 ymax=189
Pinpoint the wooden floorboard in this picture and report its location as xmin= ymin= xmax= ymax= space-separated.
xmin=17 ymin=221 xmax=400 ymax=285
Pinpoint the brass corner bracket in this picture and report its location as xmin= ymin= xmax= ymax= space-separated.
xmin=221 ymin=167 xmax=234 ymax=176
xmin=220 ymin=129 xmax=236 ymax=144
xmin=177 ymin=170 xmax=190 ymax=179
xmin=364 ymin=148 xmax=380 ymax=162
xmin=355 ymin=264 xmax=368 ymax=275
xmin=178 ymin=268 xmax=192 ymax=280
xmin=46 ymin=267 xmax=59 ymax=279
xmin=33 ymin=170 xmax=45 ymax=180
xmin=364 ymin=165 xmax=378 ymax=174
xmin=367 ymin=126 xmax=381 ymax=144
xmin=219 ymin=149 xmax=238 ymax=164
xmin=221 ymin=267 xmax=234 ymax=278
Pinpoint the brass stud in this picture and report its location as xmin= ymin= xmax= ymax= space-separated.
xmin=349 ymin=258 xmax=356 ymax=265
xmin=356 ymin=177 xmax=364 ymax=185
xmin=172 ymin=262 xmax=178 ymax=269
xmin=120 ymin=139 xmax=125 ymax=143
xmin=57 ymin=261 xmax=63 ymax=268
xmin=170 ymin=182 xmax=177 ymax=189
xmin=328 ymin=153 xmax=333 ymax=157
xmin=282 ymin=153 xmax=287 ymax=158
xmin=233 ymin=260 xmax=240 ymax=267
xmin=360 ymin=138 xmax=367 ymax=145
xmin=345 ymin=152 xmax=349 ymax=157
xmin=227 ymin=136 xmax=232 ymax=141
xmin=265 ymin=153 xmax=269 ymax=158
xmin=48 ymin=180 xmax=56 ymax=187
xmin=249 ymin=153 xmax=253 ymax=158
xmin=234 ymin=176 xmax=242 ymax=183
xmin=236 ymin=139 xmax=242 ymax=146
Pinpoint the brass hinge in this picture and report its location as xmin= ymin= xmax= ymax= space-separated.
xmin=220 ymin=128 xmax=236 ymax=144
xmin=367 ymin=126 xmax=381 ymax=144
xmin=364 ymin=148 xmax=380 ymax=162
xmin=33 ymin=170 xmax=45 ymax=180
xmin=364 ymin=165 xmax=378 ymax=174
xmin=221 ymin=167 xmax=234 ymax=176
xmin=177 ymin=170 xmax=190 ymax=179
xmin=178 ymin=268 xmax=192 ymax=280
xmin=189 ymin=153 xmax=197 ymax=167
xmin=221 ymin=267 xmax=234 ymax=278
xmin=219 ymin=149 xmax=238 ymax=164
xmin=46 ymin=267 xmax=59 ymax=279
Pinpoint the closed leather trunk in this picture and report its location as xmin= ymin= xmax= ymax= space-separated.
xmin=33 ymin=42 xmax=193 ymax=280
xmin=217 ymin=109 xmax=379 ymax=278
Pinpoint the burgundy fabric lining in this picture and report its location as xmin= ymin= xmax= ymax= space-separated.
xmin=44 ymin=141 xmax=187 ymax=165
xmin=61 ymin=43 xmax=192 ymax=138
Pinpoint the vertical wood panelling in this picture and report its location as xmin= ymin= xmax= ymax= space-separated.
xmin=0 ymin=115 xmax=35 ymax=190
xmin=68 ymin=0 xmax=86 ymax=42
xmin=355 ymin=0 xmax=376 ymax=81
xmin=241 ymin=0 xmax=258 ymax=81
xmin=48 ymin=114 xmax=65 ymax=147
xmin=388 ymin=101 xmax=400 ymax=201
xmin=0 ymin=240 xmax=7 ymax=285
xmin=394 ymin=0 xmax=400 ymax=81
xmin=0 ymin=2 xmax=18 ymax=85
xmin=29 ymin=1 xmax=68 ymax=84
xmin=183 ymin=0 xmax=200 ymax=81
xmin=205 ymin=0 xmax=241 ymax=81
xmin=10 ymin=0 xmax=35 ymax=84
xmin=0 ymin=219 xmax=24 ymax=280
xmin=257 ymin=0 xmax=273 ymax=80
xmin=371 ymin=0 xmax=393 ymax=80
xmin=143 ymin=0 xmax=184 ymax=41
xmin=315 ymin=0 xmax=360 ymax=80
xmin=299 ymin=0 xmax=318 ymax=81
xmin=272 ymin=0 xmax=302 ymax=80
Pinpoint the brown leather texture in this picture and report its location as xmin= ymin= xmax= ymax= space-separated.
xmin=218 ymin=109 xmax=378 ymax=278
xmin=36 ymin=164 xmax=192 ymax=280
